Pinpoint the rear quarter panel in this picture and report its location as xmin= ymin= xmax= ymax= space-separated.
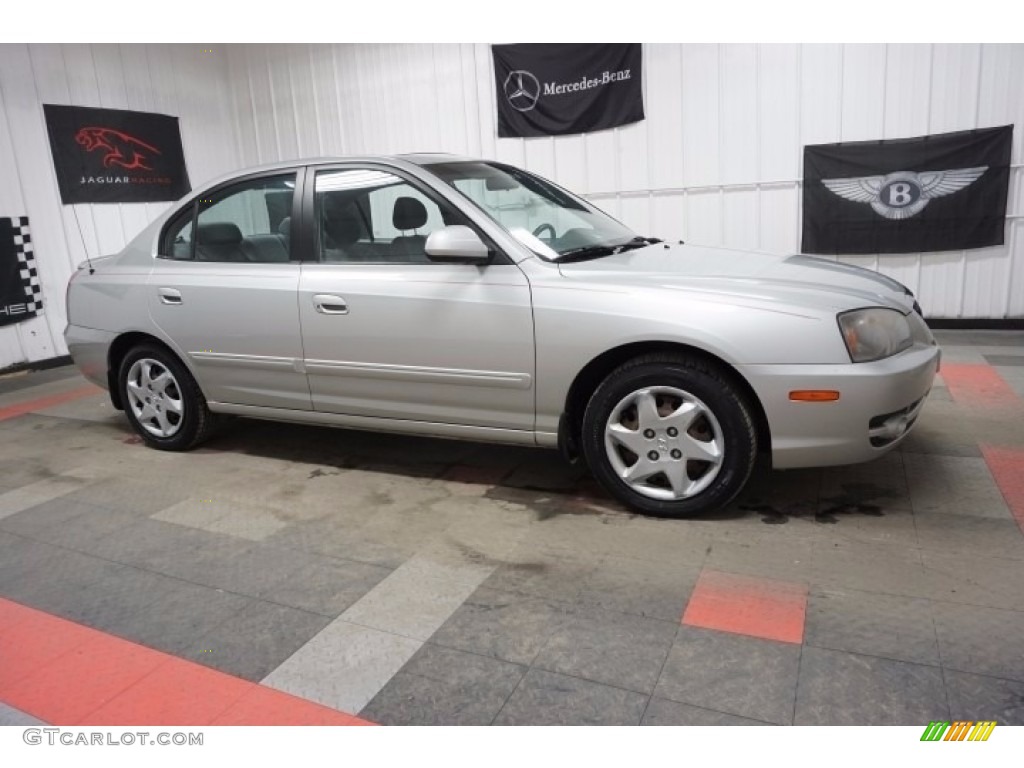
xmin=66 ymin=223 xmax=196 ymax=389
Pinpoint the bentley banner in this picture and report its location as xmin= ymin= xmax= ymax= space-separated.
xmin=43 ymin=104 xmax=191 ymax=204
xmin=0 ymin=217 xmax=42 ymax=328
xmin=802 ymin=125 xmax=1013 ymax=255
xmin=492 ymin=44 xmax=644 ymax=138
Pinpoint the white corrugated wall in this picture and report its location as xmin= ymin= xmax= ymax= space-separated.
xmin=225 ymin=43 xmax=1024 ymax=321
xmin=0 ymin=44 xmax=241 ymax=370
xmin=1 ymin=43 xmax=1022 ymax=369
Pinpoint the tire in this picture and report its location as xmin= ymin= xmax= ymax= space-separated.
xmin=117 ymin=343 xmax=214 ymax=451
xmin=581 ymin=353 xmax=758 ymax=518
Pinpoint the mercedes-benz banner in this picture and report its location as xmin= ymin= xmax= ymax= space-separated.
xmin=492 ymin=44 xmax=644 ymax=138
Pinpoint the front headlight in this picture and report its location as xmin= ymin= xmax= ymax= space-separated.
xmin=837 ymin=308 xmax=913 ymax=363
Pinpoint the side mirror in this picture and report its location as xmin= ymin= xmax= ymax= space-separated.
xmin=425 ymin=225 xmax=491 ymax=265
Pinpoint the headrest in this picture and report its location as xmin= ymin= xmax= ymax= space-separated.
xmin=196 ymin=222 xmax=242 ymax=245
xmin=393 ymin=196 xmax=427 ymax=231
xmin=321 ymin=201 xmax=363 ymax=247
xmin=278 ymin=217 xmax=291 ymax=239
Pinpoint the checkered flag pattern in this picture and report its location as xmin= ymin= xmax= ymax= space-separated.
xmin=12 ymin=217 xmax=43 ymax=314
xmin=0 ymin=216 xmax=43 ymax=328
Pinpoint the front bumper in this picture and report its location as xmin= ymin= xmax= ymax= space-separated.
xmin=737 ymin=342 xmax=940 ymax=469
xmin=64 ymin=324 xmax=115 ymax=391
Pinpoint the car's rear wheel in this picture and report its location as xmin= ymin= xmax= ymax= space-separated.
xmin=118 ymin=344 xmax=213 ymax=451
xmin=581 ymin=353 xmax=758 ymax=517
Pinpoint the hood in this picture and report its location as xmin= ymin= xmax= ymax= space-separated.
xmin=555 ymin=243 xmax=916 ymax=315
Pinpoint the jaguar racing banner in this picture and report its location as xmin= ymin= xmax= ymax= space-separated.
xmin=802 ymin=125 xmax=1013 ymax=255
xmin=492 ymin=44 xmax=644 ymax=138
xmin=43 ymin=104 xmax=191 ymax=204
xmin=0 ymin=217 xmax=42 ymax=328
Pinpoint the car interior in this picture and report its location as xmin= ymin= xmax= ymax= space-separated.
xmin=168 ymin=171 xmax=481 ymax=265
xmin=317 ymin=184 xmax=471 ymax=263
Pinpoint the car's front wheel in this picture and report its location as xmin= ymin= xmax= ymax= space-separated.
xmin=581 ymin=353 xmax=758 ymax=517
xmin=118 ymin=344 xmax=214 ymax=451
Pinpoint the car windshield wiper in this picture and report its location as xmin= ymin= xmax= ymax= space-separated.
xmin=556 ymin=236 xmax=662 ymax=263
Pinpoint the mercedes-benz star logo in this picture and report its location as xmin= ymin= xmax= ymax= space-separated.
xmin=503 ymin=70 xmax=540 ymax=112
xmin=821 ymin=167 xmax=987 ymax=220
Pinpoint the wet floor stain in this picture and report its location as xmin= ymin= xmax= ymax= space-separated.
xmin=744 ymin=482 xmax=896 ymax=525
xmin=483 ymin=482 xmax=623 ymax=522
xmin=307 ymin=467 xmax=342 ymax=479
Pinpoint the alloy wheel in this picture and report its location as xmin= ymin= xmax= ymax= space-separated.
xmin=125 ymin=358 xmax=185 ymax=438
xmin=603 ymin=385 xmax=724 ymax=501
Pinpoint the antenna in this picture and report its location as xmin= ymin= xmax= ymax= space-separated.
xmin=69 ymin=205 xmax=95 ymax=275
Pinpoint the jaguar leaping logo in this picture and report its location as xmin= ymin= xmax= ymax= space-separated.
xmin=822 ymin=167 xmax=987 ymax=220
xmin=74 ymin=127 xmax=161 ymax=171
xmin=503 ymin=70 xmax=540 ymax=112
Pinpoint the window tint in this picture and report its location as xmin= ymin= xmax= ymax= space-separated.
xmin=191 ymin=175 xmax=295 ymax=263
xmin=314 ymin=169 xmax=466 ymax=264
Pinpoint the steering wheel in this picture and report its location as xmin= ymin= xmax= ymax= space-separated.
xmin=532 ymin=223 xmax=556 ymax=241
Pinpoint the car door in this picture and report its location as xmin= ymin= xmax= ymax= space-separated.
xmin=149 ymin=170 xmax=311 ymax=411
xmin=297 ymin=165 xmax=535 ymax=431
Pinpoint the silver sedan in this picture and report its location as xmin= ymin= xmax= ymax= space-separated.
xmin=64 ymin=155 xmax=940 ymax=517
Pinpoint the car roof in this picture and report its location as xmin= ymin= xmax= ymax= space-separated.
xmin=222 ymin=153 xmax=478 ymax=176
xmin=185 ymin=153 xmax=485 ymax=200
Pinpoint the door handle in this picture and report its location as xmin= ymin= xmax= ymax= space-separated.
xmin=313 ymin=294 xmax=349 ymax=315
xmin=158 ymin=287 xmax=183 ymax=305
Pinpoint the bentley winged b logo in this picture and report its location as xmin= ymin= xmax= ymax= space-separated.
xmin=503 ymin=70 xmax=541 ymax=112
xmin=821 ymin=167 xmax=988 ymax=220
xmin=74 ymin=127 xmax=161 ymax=171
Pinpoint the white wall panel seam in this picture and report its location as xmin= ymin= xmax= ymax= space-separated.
xmin=266 ymin=54 xmax=282 ymax=161
xmin=19 ymin=45 xmax=70 ymax=357
xmin=308 ymin=47 xmax=324 ymax=155
xmin=0 ymin=46 xmax=58 ymax=364
xmin=286 ymin=52 xmax=302 ymax=158
xmin=81 ymin=46 xmax=104 ymax=257
xmin=246 ymin=47 xmax=264 ymax=164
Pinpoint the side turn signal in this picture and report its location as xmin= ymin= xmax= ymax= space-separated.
xmin=789 ymin=390 xmax=841 ymax=402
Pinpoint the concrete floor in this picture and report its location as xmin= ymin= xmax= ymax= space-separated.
xmin=0 ymin=329 xmax=1023 ymax=726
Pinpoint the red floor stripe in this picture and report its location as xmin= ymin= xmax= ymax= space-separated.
xmin=940 ymin=363 xmax=1019 ymax=408
xmin=682 ymin=569 xmax=808 ymax=644
xmin=0 ymin=385 xmax=101 ymax=422
xmin=980 ymin=444 xmax=1024 ymax=533
xmin=0 ymin=597 xmax=374 ymax=726
xmin=212 ymin=686 xmax=373 ymax=726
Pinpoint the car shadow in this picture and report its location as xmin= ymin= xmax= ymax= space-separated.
xmin=184 ymin=416 xmax=768 ymax=523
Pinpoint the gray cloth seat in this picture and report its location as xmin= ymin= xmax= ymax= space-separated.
xmin=390 ymin=196 xmax=428 ymax=259
xmin=320 ymin=199 xmax=366 ymax=261
xmin=196 ymin=222 xmax=247 ymax=262
xmin=195 ymin=221 xmax=291 ymax=263
xmin=241 ymin=234 xmax=290 ymax=263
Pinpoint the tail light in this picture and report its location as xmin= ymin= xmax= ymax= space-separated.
xmin=65 ymin=266 xmax=83 ymax=325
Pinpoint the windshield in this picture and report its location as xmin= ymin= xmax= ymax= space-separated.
xmin=425 ymin=160 xmax=643 ymax=260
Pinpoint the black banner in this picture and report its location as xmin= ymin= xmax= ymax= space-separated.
xmin=44 ymin=104 xmax=191 ymax=204
xmin=0 ymin=217 xmax=42 ymax=328
xmin=802 ymin=126 xmax=1013 ymax=255
xmin=492 ymin=44 xmax=644 ymax=138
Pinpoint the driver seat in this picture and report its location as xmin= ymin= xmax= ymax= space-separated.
xmin=391 ymin=197 xmax=428 ymax=259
